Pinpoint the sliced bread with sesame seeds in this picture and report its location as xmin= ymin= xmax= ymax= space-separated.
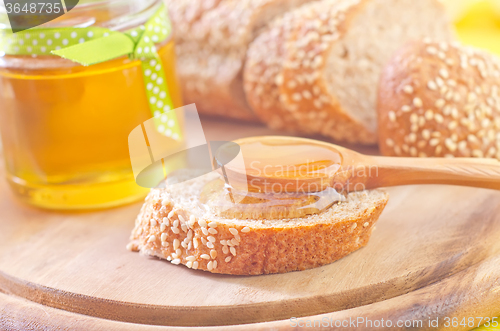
xmin=244 ymin=0 xmax=454 ymax=144
xmin=166 ymin=0 xmax=316 ymax=122
xmin=128 ymin=172 xmax=388 ymax=275
xmin=166 ymin=0 xmax=223 ymax=44
xmin=378 ymin=41 xmax=500 ymax=159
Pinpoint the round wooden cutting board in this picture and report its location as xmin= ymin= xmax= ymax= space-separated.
xmin=1 ymin=119 xmax=500 ymax=330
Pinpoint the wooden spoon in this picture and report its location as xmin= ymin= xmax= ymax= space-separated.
xmin=215 ymin=136 xmax=500 ymax=194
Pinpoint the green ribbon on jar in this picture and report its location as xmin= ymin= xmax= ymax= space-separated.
xmin=0 ymin=3 xmax=182 ymax=140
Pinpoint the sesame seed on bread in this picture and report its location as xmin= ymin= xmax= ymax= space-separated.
xmin=244 ymin=0 xmax=454 ymax=144
xmin=166 ymin=0 xmax=316 ymax=122
xmin=128 ymin=172 xmax=389 ymax=275
xmin=166 ymin=0 xmax=223 ymax=44
xmin=378 ymin=41 xmax=500 ymax=159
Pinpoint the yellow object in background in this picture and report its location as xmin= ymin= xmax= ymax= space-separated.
xmin=0 ymin=40 xmax=182 ymax=210
xmin=452 ymin=0 xmax=500 ymax=56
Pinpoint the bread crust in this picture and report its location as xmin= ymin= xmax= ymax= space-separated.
xmin=167 ymin=0 xmax=314 ymax=122
xmin=167 ymin=0 xmax=257 ymax=121
xmin=378 ymin=41 xmax=500 ymax=159
xmin=128 ymin=179 xmax=388 ymax=275
xmin=167 ymin=0 xmax=223 ymax=44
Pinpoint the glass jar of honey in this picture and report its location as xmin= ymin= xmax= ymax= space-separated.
xmin=0 ymin=0 xmax=183 ymax=210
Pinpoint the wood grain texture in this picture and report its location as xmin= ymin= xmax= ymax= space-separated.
xmin=1 ymin=119 xmax=500 ymax=329
xmin=2 ymin=254 xmax=500 ymax=331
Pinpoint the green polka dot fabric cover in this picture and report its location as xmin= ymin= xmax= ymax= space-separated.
xmin=0 ymin=4 xmax=181 ymax=140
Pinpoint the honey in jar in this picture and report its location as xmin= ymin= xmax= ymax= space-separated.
xmin=0 ymin=0 xmax=183 ymax=209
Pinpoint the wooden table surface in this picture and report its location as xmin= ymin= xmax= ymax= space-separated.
xmin=1 ymin=118 xmax=500 ymax=331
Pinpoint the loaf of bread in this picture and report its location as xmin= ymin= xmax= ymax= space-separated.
xmin=128 ymin=172 xmax=388 ymax=275
xmin=244 ymin=0 xmax=454 ymax=144
xmin=378 ymin=41 xmax=500 ymax=159
xmin=166 ymin=0 xmax=454 ymax=141
xmin=166 ymin=0 xmax=315 ymax=122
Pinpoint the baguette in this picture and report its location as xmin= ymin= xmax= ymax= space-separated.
xmin=378 ymin=41 xmax=500 ymax=159
xmin=244 ymin=0 xmax=454 ymax=144
xmin=128 ymin=172 xmax=388 ymax=275
xmin=166 ymin=0 xmax=316 ymax=122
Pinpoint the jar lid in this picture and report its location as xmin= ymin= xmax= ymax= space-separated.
xmin=0 ymin=0 xmax=159 ymax=31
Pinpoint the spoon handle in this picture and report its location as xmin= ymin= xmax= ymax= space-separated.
xmin=361 ymin=156 xmax=500 ymax=191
